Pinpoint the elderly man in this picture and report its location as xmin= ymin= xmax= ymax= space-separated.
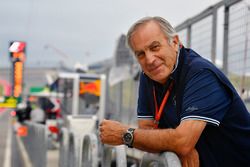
xmin=99 ymin=16 xmax=250 ymax=167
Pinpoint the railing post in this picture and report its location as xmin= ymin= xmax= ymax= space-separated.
xmin=80 ymin=133 xmax=98 ymax=167
xmin=102 ymin=145 xmax=128 ymax=167
xmin=140 ymin=152 xmax=181 ymax=167
xmin=115 ymin=145 xmax=127 ymax=167
xmin=59 ymin=127 xmax=70 ymax=167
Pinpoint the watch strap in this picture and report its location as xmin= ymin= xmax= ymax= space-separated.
xmin=127 ymin=128 xmax=135 ymax=148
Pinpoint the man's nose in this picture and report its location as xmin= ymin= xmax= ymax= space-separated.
xmin=145 ymin=51 xmax=155 ymax=65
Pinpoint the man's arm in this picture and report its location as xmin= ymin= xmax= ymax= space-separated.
xmin=134 ymin=119 xmax=205 ymax=156
xmin=99 ymin=119 xmax=206 ymax=156
xmin=138 ymin=119 xmax=201 ymax=167
xmin=138 ymin=119 xmax=155 ymax=129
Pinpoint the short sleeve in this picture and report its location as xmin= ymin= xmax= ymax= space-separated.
xmin=137 ymin=73 xmax=154 ymax=120
xmin=181 ymin=69 xmax=231 ymax=126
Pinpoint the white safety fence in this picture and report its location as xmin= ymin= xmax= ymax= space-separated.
xmin=58 ymin=126 xmax=128 ymax=167
xmin=21 ymin=121 xmax=47 ymax=167
xmin=102 ymin=145 xmax=127 ymax=167
xmin=13 ymin=118 xmax=181 ymax=167
xmin=80 ymin=133 xmax=99 ymax=167
xmin=139 ymin=152 xmax=182 ymax=167
xmin=59 ymin=127 xmax=70 ymax=167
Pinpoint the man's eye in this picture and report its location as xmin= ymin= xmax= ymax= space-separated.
xmin=136 ymin=52 xmax=145 ymax=58
xmin=151 ymin=45 xmax=160 ymax=51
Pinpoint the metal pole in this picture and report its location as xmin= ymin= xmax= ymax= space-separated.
xmin=241 ymin=5 xmax=250 ymax=97
xmin=72 ymin=74 xmax=79 ymax=115
xmin=222 ymin=5 xmax=230 ymax=75
xmin=187 ymin=25 xmax=192 ymax=48
xmin=212 ymin=7 xmax=218 ymax=64
xmin=116 ymin=83 xmax=123 ymax=122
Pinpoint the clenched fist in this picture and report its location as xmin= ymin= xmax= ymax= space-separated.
xmin=99 ymin=119 xmax=129 ymax=145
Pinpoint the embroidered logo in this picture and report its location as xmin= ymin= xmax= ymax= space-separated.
xmin=185 ymin=106 xmax=198 ymax=112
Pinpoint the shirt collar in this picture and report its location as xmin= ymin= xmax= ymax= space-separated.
xmin=171 ymin=47 xmax=180 ymax=74
xmin=169 ymin=45 xmax=183 ymax=82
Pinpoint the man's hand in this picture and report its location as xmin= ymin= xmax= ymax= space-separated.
xmin=179 ymin=148 xmax=199 ymax=167
xmin=99 ymin=119 xmax=129 ymax=145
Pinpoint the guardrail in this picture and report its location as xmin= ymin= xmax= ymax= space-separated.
xmin=58 ymin=126 xmax=128 ymax=167
xmin=59 ymin=127 xmax=70 ymax=167
xmin=14 ymin=120 xmax=181 ymax=167
xmin=102 ymin=145 xmax=127 ymax=167
xmin=21 ymin=121 xmax=47 ymax=167
xmin=67 ymin=131 xmax=79 ymax=167
xmin=80 ymin=133 xmax=99 ymax=167
xmin=139 ymin=152 xmax=181 ymax=167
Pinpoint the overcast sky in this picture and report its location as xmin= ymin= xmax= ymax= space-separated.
xmin=0 ymin=0 xmax=221 ymax=68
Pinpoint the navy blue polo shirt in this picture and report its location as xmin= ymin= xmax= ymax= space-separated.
xmin=137 ymin=47 xmax=250 ymax=167
xmin=137 ymin=69 xmax=231 ymax=128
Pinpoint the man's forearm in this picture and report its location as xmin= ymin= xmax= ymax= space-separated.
xmin=100 ymin=119 xmax=205 ymax=157
xmin=133 ymin=128 xmax=181 ymax=154
xmin=133 ymin=128 xmax=200 ymax=167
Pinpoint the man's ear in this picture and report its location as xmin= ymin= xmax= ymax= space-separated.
xmin=171 ymin=35 xmax=180 ymax=51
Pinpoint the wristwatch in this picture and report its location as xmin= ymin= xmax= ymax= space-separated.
xmin=123 ymin=128 xmax=135 ymax=148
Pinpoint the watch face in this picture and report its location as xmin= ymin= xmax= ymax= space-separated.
xmin=123 ymin=132 xmax=133 ymax=143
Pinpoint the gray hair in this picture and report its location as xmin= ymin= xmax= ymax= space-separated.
xmin=126 ymin=16 xmax=177 ymax=50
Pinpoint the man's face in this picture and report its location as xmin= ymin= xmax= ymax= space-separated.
xmin=130 ymin=21 xmax=179 ymax=84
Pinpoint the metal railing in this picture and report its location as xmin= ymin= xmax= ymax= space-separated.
xmin=102 ymin=145 xmax=127 ymax=167
xmin=80 ymin=133 xmax=99 ymax=167
xmin=175 ymin=0 xmax=250 ymax=102
xmin=21 ymin=121 xmax=47 ymax=167
xmin=14 ymin=122 xmax=182 ymax=167
xmin=139 ymin=152 xmax=181 ymax=167
xmin=58 ymin=126 xmax=128 ymax=167
xmin=59 ymin=127 xmax=70 ymax=167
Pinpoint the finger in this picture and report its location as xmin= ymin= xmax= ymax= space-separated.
xmin=99 ymin=133 xmax=104 ymax=143
xmin=99 ymin=127 xmax=104 ymax=132
xmin=181 ymin=157 xmax=188 ymax=167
